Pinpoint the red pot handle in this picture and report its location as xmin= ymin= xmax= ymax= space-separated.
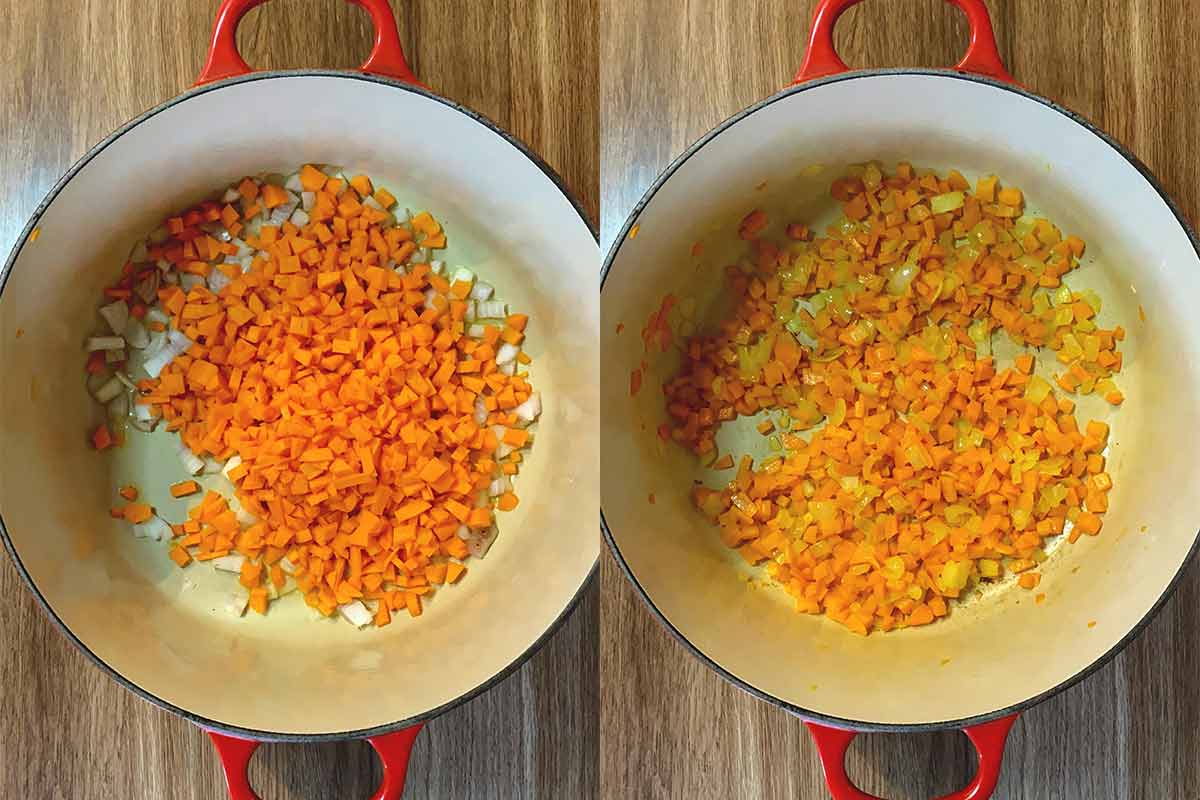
xmin=805 ymin=714 xmax=1017 ymax=800
xmin=792 ymin=0 xmax=1013 ymax=85
xmin=195 ymin=0 xmax=423 ymax=87
xmin=206 ymin=723 xmax=425 ymax=800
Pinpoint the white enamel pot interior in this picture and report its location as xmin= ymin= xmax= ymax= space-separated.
xmin=601 ymin=67 xmax=1200 ymax=737
xmin=0 ymin=69 xmax=599 ymax=741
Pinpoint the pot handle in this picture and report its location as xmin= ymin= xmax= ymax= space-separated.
xmin=791 ymin=0 xmax=1013 ymax=85
xmin=195 ymin=0 xmax=422 ymax=87
xmin=206 ymin=723 xmax=425 ymax=800
xmin=804 ymin=714 xmax=1017 ymax=800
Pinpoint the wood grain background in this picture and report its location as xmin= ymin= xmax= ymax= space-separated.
xmin=0 ymin=1 xmax=597 ymax=798
xmin=599 ymin=1 xmax=1200 ymax=798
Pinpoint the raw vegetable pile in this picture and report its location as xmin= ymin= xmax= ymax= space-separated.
xmin=88 ymin=165 xmax=540 ymax=626
xmin=659 ymin=163 xmax=1123 ymax=635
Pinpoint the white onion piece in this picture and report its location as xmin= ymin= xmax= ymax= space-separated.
xmin=179 ymin=273 xmax=204 ymax=292
xmin=87 ymin=335 xmax=125 ymax=352
xmin=467 ymin=528 xmax=498 ymax=559
xmin=451 ymin=267 xmax=475 ymax=285
xmin=221 ymin=187 xmax=241 ymax=204
xmin=134 ymin=272 xmax=159 ymax=304
xmin=106 ymin=393 xmax=129 ymax=420
xmin=474 ymin=397 xmax=488 ymax=425
xmin=338 ymin=600 xmax=373 ymax=628
xmin=99 ymin=301 xmax=129 ymax=335
xmin=132 ymin=516 xmax=172 ymax=541
xmin=123 ymin=318 xmax=149 ymax=349
xmin=513 ymin=392 xmax=541 ymax=424
xmin=230 ymin=498 xmax=258 ymax=527
xmin=208 ymin=268 xmax=232 ymax=294
xmin=301 ymin=191 xmax=316 ymax=212
xmin=467 ymin=323 xmax=487 ymax=339
xmin=279 ymin=556 xmax=298 ymax=575
xmin=178 ymin=443 xmax=205 ymax=475
xmin=489 ymin=476 xmax=511 ymax=497
xmin=476 ymin=300 xmax=509 ymax=319
xmin=142 ymin=350 xmax=173 ymax=379
xmin=114 ymin=371 xmax=138 ymax=391
xmin=212 ymin=554 xmax=247 ymax=573
xmin=225 ymin=592 xmax=249 ymax=617
xmin=496 ymin=441 xmax=515 ymax=459
xmin=146 ymin=308 xmax=170 ymax=326
xmin=495 ymin=342 xmax=520 ymax=365
xmin=92 ymin=376 xmax=124 ymax=404
xmin=162 ymin=271 xmax=179 ymax=285
xmin=104 ymin=348 xmax=126 ymax=364
xmin=498 ymin=361 xmax=516 ymax=376
xmin=284 ymin=173 xmax=303 ymax=192
xmin=428 ymin=259 xmax=444 ymax=274
xmin=202 ymin=456 xmax=223 ymax=475
xmin=464 ymin=300 xmax=477 ymax=322
xmin=133 ymin=402 xmax=154 ymax=422
xmin=469 ymin=282 xmax=494 ymax=301
xmin=290 ymin=209 xmax=310 ymax=227
xmin=221 ymin=455 xmax=243 ymax=479
xmin=156 ymin=258 xmax=172 ymax=272
xmin=130 ymin=240 xmax=149 ymax=263
xmin=167 ymin=329 xmax=194 ymax=353
xmin=423 ymin=288 xmax=439 ymax=310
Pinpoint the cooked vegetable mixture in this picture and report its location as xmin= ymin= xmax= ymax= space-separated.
xmin=89 ymin=165 xmax=540 ymax=626
xmin=661 ymin=163 xmax=1123 ymax=635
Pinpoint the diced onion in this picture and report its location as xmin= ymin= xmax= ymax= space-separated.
xmin=338 ymin=600 xmax=373 ymax=628
xmin=106 ymin=392 xmax=129 ymax=420
xmin=496 ymin=342 xmax=520 ymax=365
xmin=284 ymin=173 xmax=303 ymax=192
xmin=222 ymin=455 xmax=243 ymax=479
xmin=887 ymin=262 xmax=920 ymax=296
xmin=124 ymin=318 xmax=150 ymax=349
xmin=489 ymin=476 xmax=512 ymax=496
xmin=92 ymin=375 xmax=124 ymax=404
xmin=467 ymin=527 xmax=498 ymax=559
xmin=179 ymin=273 xmax=205 ymax=292
xmin=99 ymin=301 xmax=129 ymax=335
xmin=476 ymin=300 xmax=509 ymax=319
xmin=931 ymin=192 xmax=965 ymax=214
xmin=221 ymin=187 xmax=241 ymax=204
xmin=178 ymin=442 xmax=205 ymax=475
xmin=208 ymin=268 xmax=232 ymax=294
xmin=212 ymin=554 xmax=247 ymax=573
xmin=131 ymin=515 xmax=172 ymax=541
xmin=87 ymin=335 xmax=125 ymax=352
xmin=451 ymin=267 xmax=475 ymax=286
xmin=513 ymin=392 xmax=541 ymax=424
xmin=469 ymin=281 xmax=494 ymax=301
xmin=474 ymin=397 xmax=488 ymax=425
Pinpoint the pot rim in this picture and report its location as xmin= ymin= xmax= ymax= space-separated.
xmin=599 ymin=66 xmax=1200 ymax=733
xmin=0 ymin=68 xmax=599 ymax=742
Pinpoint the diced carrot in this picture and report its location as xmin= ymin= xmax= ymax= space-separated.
xmin=660 ymin=164 xmax=1124 ymax=636
xmin=91 ymin=424 xmax=114 ymax=451
xmin=170 ymin=480 xmax=200 ymax=498
xmin=85 ymin=172 xmax=534 ymax=625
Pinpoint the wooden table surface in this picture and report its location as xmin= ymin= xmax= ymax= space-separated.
xmin=599 ymin=1 xmax=1200 ymax=798
xmin=0 ymin=1 xmax=597 ymax=798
